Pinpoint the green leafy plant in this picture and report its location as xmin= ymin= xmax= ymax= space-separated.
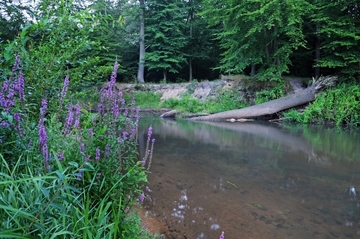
xmin=284 ymin=84 xmax=360 ymax=126
xmin=205 ymin=90 xmax=249 ymax=113
xmin=255 ymin=82 xmax=285 ymax=104
xmin=133 ymin=91 xmax=162 ymax=109
xmin=0 ymin=57 xmax=158 ymax=238
xmin=160 ymin=94 xmax=204 ymax=113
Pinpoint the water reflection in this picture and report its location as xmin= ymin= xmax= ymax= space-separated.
xmin=139 ymin=117 xmax=360 ymax=239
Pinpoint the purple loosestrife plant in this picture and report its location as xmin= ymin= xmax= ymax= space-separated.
xmin=56 ymin=151 xmax=65 ymax=161
xmin=64 ymin=104 xmax=74 ymax=135
xmin=14 ymin=112 xmax=21 ymax=134
xmin=141 ymin=126 xmax=155 ymax=169
xmin=146 ymin=138 xmax=155 ymax=170
xmin=15 ymin=71 xmax=25 ymax=103
xmin=73 ymin=103 xmax=81 ymax=129
xmin=95 ymin=148 xmax=100 ymax=161
xmin=56 ymin=75 xmax=69 ymax=121
xmin=105 ymin=143 xmax=110 ymax=157
xmin=38 ymin=99 xmax=49 ymax=170
xmin=60 ymin=75 xmax=70 ymax=104
xmin=38 ymin=100 xmax=48 ymax=147
xmin=139 ymin=192 xmax=145 ymax=203
xmin=88 ymin=128 xmax=93 ymax=139
xmin=12 ymin=55 xmax=20 ymax=73
xmin=0 ymin=80 xmax=15 ymax=113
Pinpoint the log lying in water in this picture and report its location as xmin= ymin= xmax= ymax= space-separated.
xmin=189 ymin=76 xmax=337 ymax=121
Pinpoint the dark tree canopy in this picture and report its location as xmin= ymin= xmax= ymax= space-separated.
xmin=1 ymin=0 xmax=360 ymax=83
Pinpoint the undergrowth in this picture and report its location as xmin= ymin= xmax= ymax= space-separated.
xmin=283 ymin=83 xmax=360 ymax=126
xmin=0 ymin=56 xmax=159 ymax=238
xmin=131 ymin=90 xmax=249 ymax=114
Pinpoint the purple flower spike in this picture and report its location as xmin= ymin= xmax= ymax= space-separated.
xmin=141 ymin=158 xmax=146 ymax=166
xmin=139 ymin=192 xmax=145 ymax=203
xmin=38 ymin=99 xmax=48 ymax=148
xmin=41 ymin=99 xmax=47 ymax=117
xmin=88 ymin=128 xmax=93 ymax=139
xmin=60 ymin=75 xmax=69 ymax=104
xmin=14 ymin=113 xmax=20 ymax=122
xmin=56 ymin=151 xmax=65 ymax=161
xmin=219 ymin=231 xmax=225 ymax=239
xmin=110 ymin=61 xmax=118 ymax=86
xmin=95 ymin=148 xmax=100 ymax=161
xmin=17 ymin=71 xmax=25 ymax=102
xmin=77 ymin=169 xmax=83 ymax=180
xmin=147 ymin=126 xmax=153 ymax=138
xmin=105 ymin=143 xmax=110 ymax=157
xmin=122 ymin=131 xmax=128 ymax=140
xmin=73 ymin=104 xmax=81 ymax=129
xmin=64 ymin=104 xmax=74 ymax=134
xmin=12 ymin=55 xmax=21 ymax=73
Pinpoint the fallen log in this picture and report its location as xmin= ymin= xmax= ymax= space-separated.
xmin=189 ymin=76 xmax=337 ymax=121
xmin=160 ymin=110 xmax=178 ymax=118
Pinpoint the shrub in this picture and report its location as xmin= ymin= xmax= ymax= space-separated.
xmin=205 ymin=90 xmax=249 ymax=113
xmin=283 ymin=83 xmax=360 ymax=126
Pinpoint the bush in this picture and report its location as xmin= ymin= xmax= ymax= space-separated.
xmin=205 ymin=90 xmax=248 ymax=113
xmin=160 ymin=94 xmax=204 ymax=113
xmin=0 ymin=57 xmax=156 ymax=238
xmin=283 ymin=83 xmax=360 ymax=126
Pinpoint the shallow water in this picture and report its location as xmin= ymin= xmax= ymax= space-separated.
xmin=138 ymin=117 xmax=360 ymax=239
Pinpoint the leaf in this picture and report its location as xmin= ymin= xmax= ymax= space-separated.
xmin=68 ymin=162 xmax=79 ymax=168
xmin=0 ymin=229 xmax=38 ymax=239
xmin=0 ymin=205 xmax=35 ymax=220
xmin=64 ymin=185 xmax=81 ymax=194
xmin=49 ymin=202 xmax=66 ymax=212
xmin=55 ymin=171 xmax=65 ymax=183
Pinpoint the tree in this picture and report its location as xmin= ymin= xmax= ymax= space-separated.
xmin=0 ymin=0 xmax=30 ymax=44
xmin=137 ymin=0 xmax=145 ymax=83
xmin=145 ymin=0 xmax=187 ymax=82
xmin=202 ymin=0 xmax=310 ymax=80
xmin=311 ymin=0 xmax=360 ymax=81
xmin=184 ymin=0 xmax=220 ymax=81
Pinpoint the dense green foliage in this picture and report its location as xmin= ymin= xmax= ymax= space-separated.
xmin=0 ymin=57 xmax=158 ymax=238
xmin=145 ymin=0 xmax=187 ymax=82
xmin=284 ymin=84 xmax=360 ymax=126
xmin=2 ymin=0 xmax=359 ymax=83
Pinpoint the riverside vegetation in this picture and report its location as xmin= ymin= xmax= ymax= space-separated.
xmin=120 ymin=78 xmax=360 ymax=127
xmin=0 ymin=57 xmax=159 ymax=238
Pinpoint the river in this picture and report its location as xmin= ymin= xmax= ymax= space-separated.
xmin=138 ymin=116 xmax=360 ymax=239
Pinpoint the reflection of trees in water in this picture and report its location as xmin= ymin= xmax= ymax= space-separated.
xmin=285 ymin=125 xmax=360 ymax=162
xmin=139 ymin=118 xmax=360 ymax=166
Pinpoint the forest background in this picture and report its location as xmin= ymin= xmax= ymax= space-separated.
xmin=2 ymin=0 xmax=360 ymax=126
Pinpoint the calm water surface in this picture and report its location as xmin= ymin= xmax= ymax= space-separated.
xmin=138 ymin=117 xmax=360 ymax=239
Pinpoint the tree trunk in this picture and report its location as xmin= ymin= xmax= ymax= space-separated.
xmin=314 ymin=22 xmax=321 ymax=78
xmin=163 ymin=70 xmax=167 ymax=83
xmin=188 ymin=7 xmax=193 ymax=82
xmin=189 ymin=57 xmax=193 ymax=82
xmin=250 ymin=63 xmax=256 ymax=76
xmin=137 ymin=0 xmax=145 ymax=83
xmin=189 ymin=76 xmax=337 ymax=121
